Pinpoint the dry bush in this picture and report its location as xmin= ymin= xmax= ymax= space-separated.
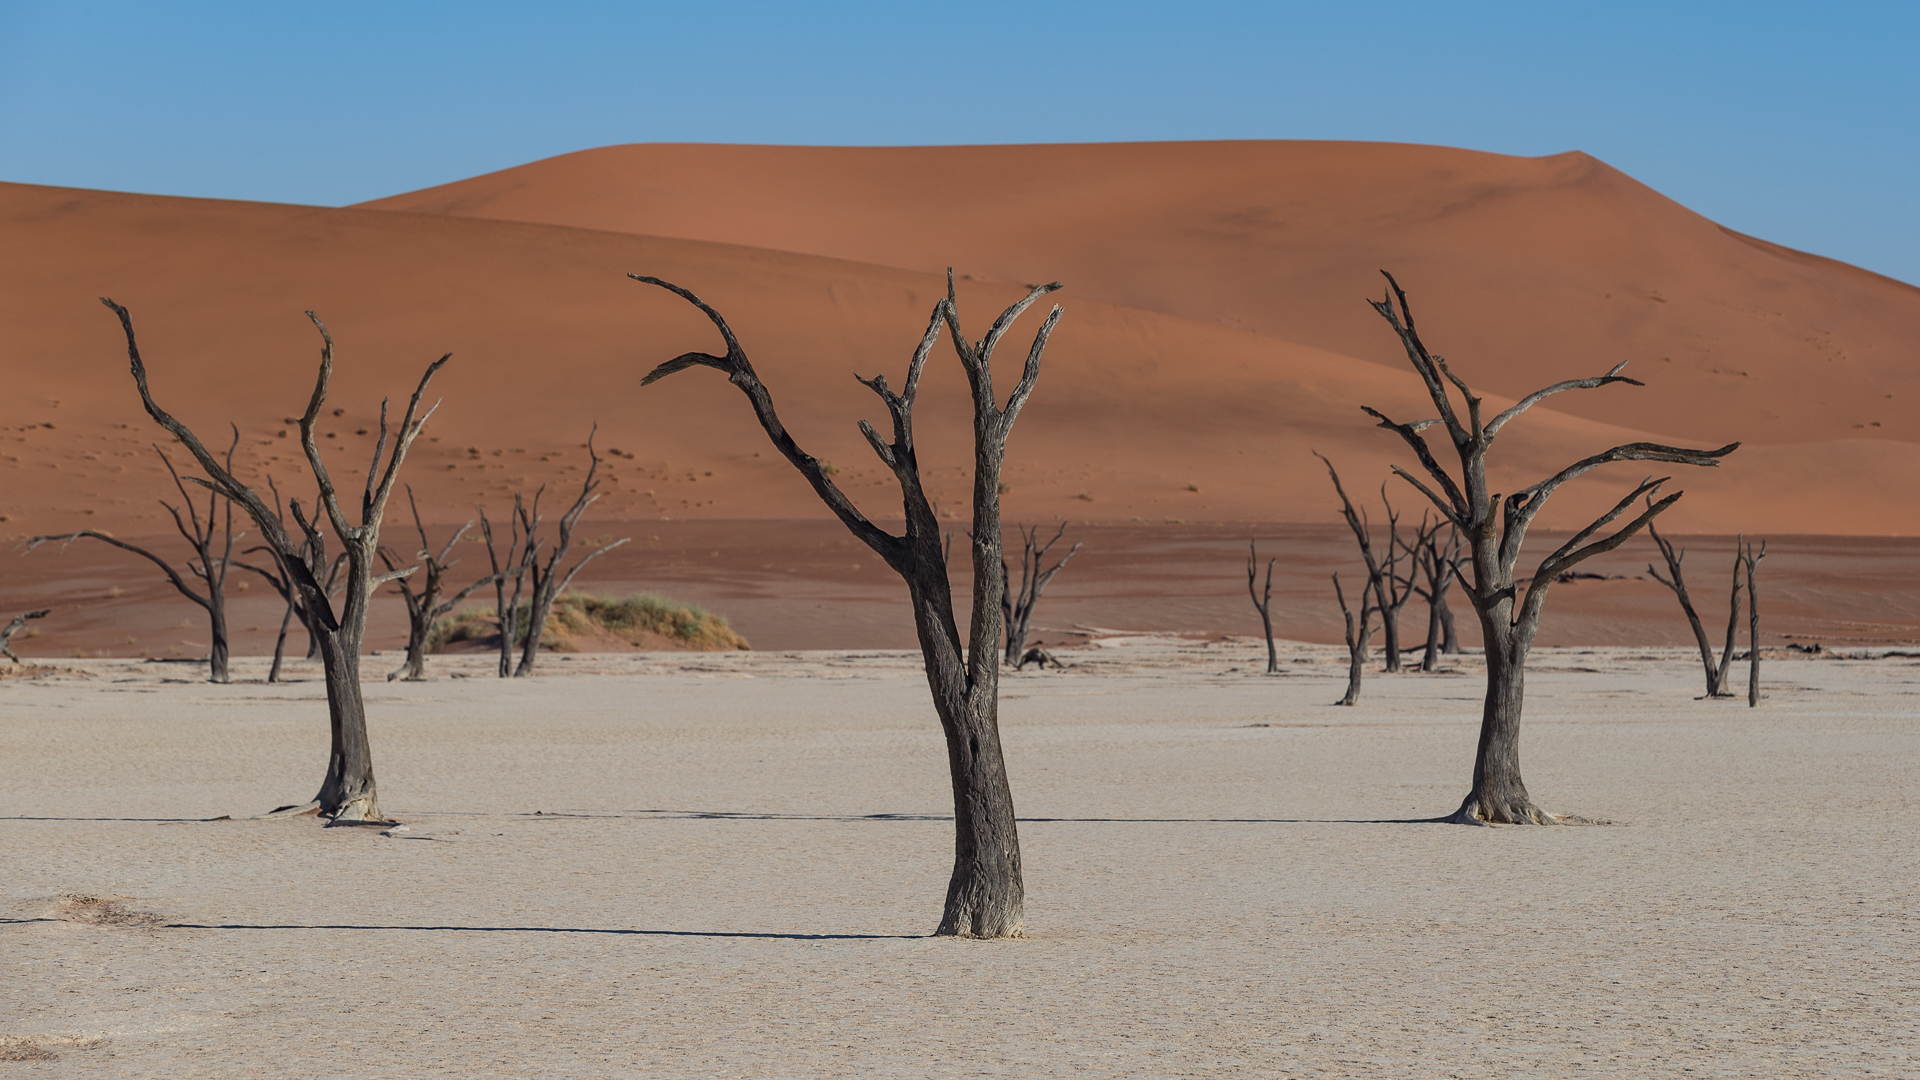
xmin=431 ymin=592 xmax=748 ymax=652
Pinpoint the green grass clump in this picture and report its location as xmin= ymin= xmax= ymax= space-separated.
xmin=429 ymin=592 xmax=748 ymax=652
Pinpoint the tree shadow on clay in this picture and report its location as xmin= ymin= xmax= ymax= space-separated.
xmin=163 ymin=923 xmax=916 ymax=940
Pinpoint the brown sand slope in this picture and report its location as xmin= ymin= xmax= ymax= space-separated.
xmin=358 ymin=140 xmax=1920 ymax=450
xmin=3 ymin=178 xmax=1912 ymax=545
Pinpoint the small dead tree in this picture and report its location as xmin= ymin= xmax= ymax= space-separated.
xmin=1742 ymin=537 xmax=1767 ymax=707
xmin=1 ymin=609 xmax=50 ymax=662
xmin=380 ymin=487 xmax=505 ymax=682
xmin=511 ymin=433 xmax=630 ymax=677
xmin=1646 ymin=518 xmax=1741 ymax=697
xmin=1374 ymin=486 xmax=1419 ymax=672
xmin=1247 ymin=539 xmax=1278 ymax=674
xmin=1001 ymin=522 xmax=1081 ymax=667
xmin=1362 ymin=273 xmax=1736 ymax=824
xmin=634 ymin=270 xmax=1061 ymax=938
xmin=477 ymin=500 xmax=534 ymax=678
xmin=103 ymin=298 xmax=444 ymax=822
xmin=1332 ymin=571 xmax=1378 ymax=705
xmin=1412 ymin=517 xmax=1462 ymax=671
xmin=26 ymin=437 xmax=243 ymax=682
xmin=1315 ymin=451 xmax=1388 ymax=671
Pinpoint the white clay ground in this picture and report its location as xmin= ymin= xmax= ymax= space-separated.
xmin=3 ymin=641 xmax=1916 ymax=1078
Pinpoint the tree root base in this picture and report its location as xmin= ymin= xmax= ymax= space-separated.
xmin=1445 ymin=797 xmax=1616 ymax=826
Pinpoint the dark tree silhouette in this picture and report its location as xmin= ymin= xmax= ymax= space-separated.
xmin=510 ymin=433 xmax=630 ymax=677
xmin=634 ymin=270 xmax=1061 ymax=938
xmin=1646 ymin=518 xmax=1742 ymax=698
xmin=1411 ymin=517 xmax=1462 ymax=671
xmin=26 ymin=437 xmax=242 ymax=682
xmin=1360 ymin=273 xmax=1737 ymax=824
xmin=1 ymin=609 xmax=50 ymax=662
xmin=477 ymin=499 xmax=534 ymax=678
xmin=101 ymin=298 xmax=444 ymax=822
xmin=1247 ymin=539 xmax=1278 ymax=674
xmin=1373 ymin=486 xmax=1418 ymax=672
xmin=1331 ymin=571 xmax=1378 ymax=706
xmin=379 ymin=487 xmax=507 ymax=682
xmin=1742 ymin=537 xmax=1767 ymax=707
xmin=1002 ymin=522 xmax=1081 ymax=667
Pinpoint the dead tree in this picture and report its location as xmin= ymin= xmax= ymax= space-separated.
xmin=1247 ymin=539 xmax=1279 ymax=673
xmin=1375 ymin=486 xmax=1419 ymax=671
xmin=1646 ymin=518 xmax=1741 ymax=697
xmin=103 ymin=298 xmax=442 ymax=822
xmin=1361 ymin=273 xmax=1736 ymax=824
xmin=511 ymin=432 xmax=630 ymax=676
xmin=26 ymin=437 xmax=243 ymax=682
xmin=1315 ymin=451 xmax=1387 ymax=669
xmin=1332 ymin=571 xmax=1378 ymax=705
xmin=1742 ymin=537 xmax=1767 ymax=707
xmin=477 ymin=501 xmax=534 ymax=678
xmin=380 ymin=487 xmax=505 ymax=681
xmin=1412 ymin=518 xmax=1462 ymax=670
xmin=1001 ymin=522 xmax=1081 ymax=666
xmin=635 ymin=269 xmax=1061 ymax=938
xmin=1 ymin=609 xmax=50 ymax=662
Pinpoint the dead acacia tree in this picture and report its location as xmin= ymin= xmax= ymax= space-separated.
xmin=102 ymin=297 xmax=443 ymax=822
xmin=1742 ymin=537 xmax=1767 ymax=707
xmin=379 ymin=487 xmax=505 ymax=681
xmin=26 ymin=436 xmax=243 ymax=682
xmin=1412 ymin=517 xmax=1462 ymax=670
xmin=1 ymin=609 xmax=50 ymax=662
xmin=1361 ymin=273 xmax=1736 ymax=824
xmin=1646 ymin=518 xmax=1742 ymax=697
xmin=1247 ymin=539 xmax=1279 ymax=673
xmin=1001 ymin=522 xmax=1081 ymax=667
xmin=1373 ymin=486 xmax=1419 ymax=672
xmin=1315 ymin=451 xmax=1390 ymax=674
xmin=1332 ymin=570 xmax=1378 ymax=705
xmin=510 ymin=433 xmax=630 ymax=677
xmin=634 ymin=270 xmax=1061 ymax=938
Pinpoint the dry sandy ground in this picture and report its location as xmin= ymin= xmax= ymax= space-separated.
xmin=3 ymin=640 xmax=1916 ymax=1077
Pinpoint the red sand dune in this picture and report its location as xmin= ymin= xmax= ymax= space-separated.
xmin=361 ymin=141 xmax=1920 ymax=451
xmin=3 ymin=140 xmax=1917 ymax=654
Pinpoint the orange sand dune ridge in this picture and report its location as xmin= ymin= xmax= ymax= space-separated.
xmin=361 ymin=140 xmax=1920 ymax=453
xmin=3 ymin=179 xmax=1910 ymax=544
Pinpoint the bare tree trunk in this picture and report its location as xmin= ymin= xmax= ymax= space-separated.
xmin=1004 ymin=522 xmax=1080 ymax=667
xmin=1647 ymin=519 xmax=1732 ymax=697
xmin=479 ymin=504 xmax=531 ymax=679
xmin=268 ymin=589 xmax=295 ymax=682
xmin=635 ymin=270 xmax=1059 ymax=937
xmin=1333 ymin=571 xmax=1376 ymax=705
xmin=512 ymin=433 xmax=629 ymax=677
xmin=1743 ymin=537 xmax=1767 ymax=707
xmin=1414 ymin=519 xmax=1458 ymax=671
xmin=103 ymin=298 xmax=442 ymax=823
xmin=1439 ymin=600 xmax=1460 ymax=655
xmin=1360 ymin=273 xmax=1736 ymax=823
xmin=1247 ymin=539 xmax=1278 ymax=674
xmin=1 ymin=609 xmax=51 ymax=662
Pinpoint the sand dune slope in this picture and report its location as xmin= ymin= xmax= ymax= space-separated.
xmin=360 ymin=140 xmax=1920 ymax=449
xmin=5 ymin=180 xmax=1914 ymax=542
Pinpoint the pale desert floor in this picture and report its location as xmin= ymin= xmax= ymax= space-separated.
xmin=3 ymin=640 xmax=1916 ymax=1078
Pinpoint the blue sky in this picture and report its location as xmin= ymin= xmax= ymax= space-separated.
xmin=4 ymin=1 xmax=1916 ymax=284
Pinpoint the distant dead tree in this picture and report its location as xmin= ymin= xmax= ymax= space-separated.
xmin=1331 ymin=570 xmax=1379 ymax=706
xmin=1247 ymin=539 xmax=1278 ymax=673
xmin=1315 ymin=451 xmax=1388 ymax=685
xmin=1362 ymin=273 xmax=1736 ymax=824
xmin=477 ymin=500 xmax=534 ymax=678
xmin=1742 ymin=537 xmax=1767 ymax=707
xmin=1374 ymin=485 xmax=1419 ymax=672
xmin=380 ymin=486 xmax=506 ymax=682
xmin=1412 ymin=517 xmax=1462 ymax=670
xmin=102 ymin=298 xmax=443 ymax=823
xmin=26 ymin=436 xmax=243 ymax=682
xmin=1646 ymin=517 xmax=1741 ymax=697
xmin=509 ymin=432 xmax=630 ymax=677
xmin=1002 ymin=522 xmax=1081 ymax=667
xmin=634 ymin=269 xmax=1061 ymax=938
xmin=1 ymin=609 xmax=50 ymax=662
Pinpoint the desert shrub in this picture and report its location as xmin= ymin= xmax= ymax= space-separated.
xmin=428 ymin=591 xmax=748 ymax=652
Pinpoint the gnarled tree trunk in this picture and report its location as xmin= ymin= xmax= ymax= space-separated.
xmin=634 ymin=269 xmax=1059 ymax=936
xmin=1360 ymin=274 xmax=1737 ymax=824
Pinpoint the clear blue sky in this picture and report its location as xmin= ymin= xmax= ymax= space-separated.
xmin=4 ymin=1 xmax=1916 ymax=284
